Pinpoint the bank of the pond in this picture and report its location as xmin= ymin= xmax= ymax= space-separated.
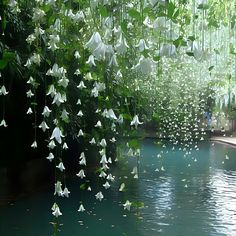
xmin=211 ymin=136 xmax=236 ymax=147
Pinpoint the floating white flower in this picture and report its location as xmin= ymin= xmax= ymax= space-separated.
xmin=63 ymin=142 xmax=68 ymax=150
xmin=46 ymin=152 xmax=54 ymax=162
xmin=123 ymin=200 xmax=132 ymax=211
xmin=0 ymin=119 xmax=7 ymax=127
xmin=56 ymin=162 xmax=65 ymax=172
xmin=130 ymin=115 xmax=143 ymax=128
xmin=76 ymin=169 xmax=86 ymax=179
xmin=95 ymin=191 xmax=104 ymax=201
xmin=50 ymin=127 xmax=64 ymax=144
xmin=27 ymin=107 xmax=33 ymax=115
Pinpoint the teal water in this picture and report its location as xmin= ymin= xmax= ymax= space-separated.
xmin=1 ymin=140 xmax=236 ymax=236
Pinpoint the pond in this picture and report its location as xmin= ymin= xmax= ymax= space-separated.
xmin=1 ymin=139 xmax=236 ymax=236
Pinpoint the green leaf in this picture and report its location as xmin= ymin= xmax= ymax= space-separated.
xmin=122 ymin=113 xmax=132 ymax=120
xmin=167 ymin=1 xmax=175 ymax=18
xmin=186 ymin=52 xmax=194 ymax=57
xmin=128 ymin=9 xmax=141 ymax=20
xmin=128 ymin=139 xmax=140 ymax=149
xmin=0 ymin=60 xmax=8 ymax=69
xmin=99 ymin=6 xmax=108 ymax=17
xmin=80 ymin=183 xmax=86 ymax=190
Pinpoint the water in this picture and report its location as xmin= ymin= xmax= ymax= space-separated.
xmin=1 ymin=140 xmax=236 ymax=236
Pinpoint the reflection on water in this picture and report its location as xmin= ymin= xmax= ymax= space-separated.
xmin=0 ymin=140 xmax=236 ymax=236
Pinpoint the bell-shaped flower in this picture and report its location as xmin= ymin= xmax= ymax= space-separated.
xmin=131 ymin=115 xmax=143 ymax=128
xmin=95 ymin=120 xmax=102 ymax=128
xmin=100 ymin=138 xmax=107 ymax=148
xmin=159 ymin=43 xmax=176 ymax=57
xmin=48 ymin=140 xmax=56 ymax=149
xmin=95 ymin=191 xmax=104 ymax=201
xmin=39 ymin=121 xmax=49 ymax=132
xmin=34 ymin=26 xmax=45 ymax=36
xmin=46 ymin=152 xmax=54 ymax=162
xmin=143 ymin=16 xmax=153 ymax=28
xmin=115 ymin=34 xmax=129 ymax=55
xmin=77 ymin=129 xmax=84 ymax=137
xmin=76 ymin=99 xmax=81 ymax=105
xmin=73 ymin=11 xmax=85 ymax=22
xmin=62 ymin=187 xmax=70 ymax=198
xmin=48 ymin=34 xmax=60 ymax=51
xmin=85 ymin=32 xmax=102 ymax=51
xmin=27 ymin=107 xmax=33 ymax=115
xmin=58 ymin=77 xmax=69 ymax=88
xmin=133 ymin=56 xmax=155 ymax=75
xmin=42 ymin=106 xmax=52 ymax=117
xmin=108 ymin=54 xmax=118 ymax=67
xmin=62 ymin=142 xmax=68 ymax=150
xmin=86 ymin=55 xmax=96 ymax=66
xmin=119 ymin=183 xmax=125 ymax=192
xmin=46 ymin=84 xmax=56 ymax=97
xmin=32 ymin=8 xmax=45 ymax=22
xmin=74 ymin=68 xmax=81 ymax=75
xmin=110 ymin=137 xmax=116 ymax=143
xmin=153 ymin=17 xmax=167 ymax=31
xmin=77 ymin=81 xmax=86 ymax=89
xmin=103 ymin=181 xmax=110 ymax=189
xmin=93 ymin=42 xmax=107 ymax=61
xmin=89 ymin=137 xmax=96 ymax=145
xmin=50 ymin=127 xmax=64 ymax=144
xmin=74 ymin=51 xmax=81 ymax=59
xmin=107 ymin=109 xmax=117 ymax=120
xmin=56 ymin=162 xmax=65 ymax=172
xmin=52 ymin=204 xmax=62 ymax=217
xmin=136 ymin=39 xmax=149 ymax=52
xmin=77 ymin=110 xmax=83 ymax=117
xmin=78 ymin=204 xmax=85 ymax=212
xmin=99 ymin=171 xmax=107 ymax=178
xmin=123 ymin=200 xmax=132 ymax=211
xmin=76 ymin=169 xmax=86 ymax=179
xmin=54 ymin=181 xmax=63 ymax=196
xmin=107 ymin=173 xmax=115 ymax=182
xmin=100 ymin=154 xmax=108 ymax=165
xmin=60 ymin=109 xmax=69 ymax=121
xmin=30 ymin=53 xmax=41 ymax=65
xmin=26 ymin=34 xmax=36 ymax=44
xmin=0 ymin=85 xmax=8 ymax=96
xmin=31 ymin=141 xmax=37 ymax=148
xmin=52 ymin=92 xmax=66 ymax=106
xmin=0 ymin=119 xmax=7 ymax=127
xmin=26 ymin=90 xmax=34 ymax=98
xmin=131 ymin=166 xmax=138 ymax=179
xmin=117 ymin=114 xmax=124 ymax=124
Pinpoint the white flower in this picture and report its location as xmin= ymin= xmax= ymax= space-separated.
xmin=85 ymin=32 xmax=102 ymax=51
xmin=73 ymin=11 xmax=85 ymax=22
xmin=0 ymin=119 xmax=7 ymax=127
xmin=107 ymin=109 xmax=117 ymax=120
xmin=26 ymin=90 xmax=34 ymax=98
xmin=54 ymin=181 xmax=63 ymax=196
xmin=108 ymin=54 xmax=118 ymax=67
xmin=32 ymin=8 xmax=46 ymax=22
xmin=100 ymin=154 xmax=108 ymax=165
xmin=74 ymin=68 xmax=81 ymax=75
xmin=42 ymin=106 xmax=52 ymax=117
xmin=93 ymin=42 xmax=107 ymax=60
xmin=52 ymin=92 xmax=66 ymax=106
xmin=110 ymin=137 xmax=116 ymax=143
xmin=86 ymin=55 xmax=96 ymax=66
xmin=50 ymin=127 xmax=64 ymax=144
xmin=31 ymin=141 xmax=37 ymax=148
xmin=76 ymin=99 xmax=81 ymax=105
xmin=95 ymin=191 xmax=104 ymax=201
xmin=107 ymin=174 xmax=115 ymax=182
xmin=160 ymin=44 xmax=176 ymax=57
xmin=61 ymin=109 xmax=69 ymax=121
xmin=46 ymin=152 xmax=54 ymax=162
xmin=74 ymin=51 xmax=81 ymax=59
xmin=89 ymin=137 xmax=96 ymax=145
xmin=77 ymin=81 xmax=86 ymax=89
xmin=133 ymin=56 xmax=155 ymax=75
xmin=34 ymin=26 xmax=45 ymax=36
xmin=131 ymin=166 xmax=138 ymax=179
xmin=52 ymin=204 xmax=62 ymax=217
xmin=123 ymin=200 xmax=132 ymax=211
xmin=103 ymin=181 xmax=110 ymax=189
xmin=63 ymin=142 xmax=68 ymax=149
xmin=95 ymin=120 xmax=102 ymax=128
xmin=56 ymin=162 xmax=65 ymax=172
xmin=115 ymin=34 xmax=129 ymax=55
xmin=99 ymin=171 xmax=107 ymax=178
xmin=30 ymin=53 xmax=41 ymax=65
xmin=130 ymin=115 xmax=143 ymax=128
xmin=76 ymin=169 xmax=86 ymax=179
xmin=143 ymin=16 xmax=153 ymax=28
xmin=136 ymin=39 xmax=149 ymax=52
xmin=78 ymin=204 xmax=85 ymax=212
xmin=26 ymin=34 xmax=36 ymax=44
xmin=77 ymin=110 xmax=83 ymax=117
xmin=48 ymin=34 xmax=60 ymax=51
xmin=46 ymin=85 xmax=56 ymax=97
xmin=26 ymin=107 xmax=33 ymax=114
xmin=62 ymin=187 xmax=70 ymax=198
xmin=39 ymin=121 xmax=49 ymax=132
xmin=48 ymin=140 xmax=56 ymax=149
xmin=119 ymin=183 xmax=125 ymax=192
xmin=100 ymin=139 xmax=107 ymax=148
xmin=77 ymin=129 xmax=84 ymax=137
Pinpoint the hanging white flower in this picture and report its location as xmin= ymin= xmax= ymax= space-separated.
xmin=136 ymin=39 xmax=149 ymax=52
xmin=31 ymin=141 xmax=37 ymax=148
xmin=48 ymin=140 xmax=56 ymax=149
xmin=130 ymin=115 xmax=143 ymax=128
xmin=42 ymin=106 xmax=52 ymax=117
xmin=77 ymin=81 xmax=86 ymax=89
xmin=50 ymin=127 xmax=64 ymax=144
xmin=133 ymin=56 xmax=155 ymax=75
xmin=76 ymin=169 xmax=86 ymax=179
xmin=56 ymin=162 xmax=65 ymax=172
xmin=26 ymin=107 xmax=33 ymax=115
xmin=95 ymin=120 xmax=102 ymax=128
xmin=77 ymin=129 xmax=84 ymax=137
xmin=46 ymin=152 xmax=54 ymax=162
xmin=86 ymin=55 xmax=96 ymax=66
xmin=77 ymin=110 xmax=83 ymax=117
xmin=74 ymin=51 xmax=81 ymax=59
xmin=108 ymin=54 xmax=118 ymax=67
xmin=89 ymin=137 xmax=96 ymax=145
xmin=62 ymin=142 xmax=68 ymax=150
xmin=78 ymin=204 xmax=85 ymax=212
xmin=62 ymin=187 xmax=70 ymax=198
xmin=54 ymin=181 xmax=63 ymax=196
xmin=100 ymin=138 xmax=107 ymax=148
xmin=48 ymin=34 xmax=60 ymax=51
xmin=0 ymin=119 xmax=7 ymax=127
xmin=123 ymin=200 xmax=132 ymax=211
xmin=52 ymin=204 xmax=62 ymax=217
xmin=85 ymin=32 xmax=102 ymax=51
xmin=39 ymin=121 xmax=49 ymax=132
xmin=115 ymin=34 xmax=129 ymax=55
xmin=103 ymin=181 xmax=111 ymax=189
